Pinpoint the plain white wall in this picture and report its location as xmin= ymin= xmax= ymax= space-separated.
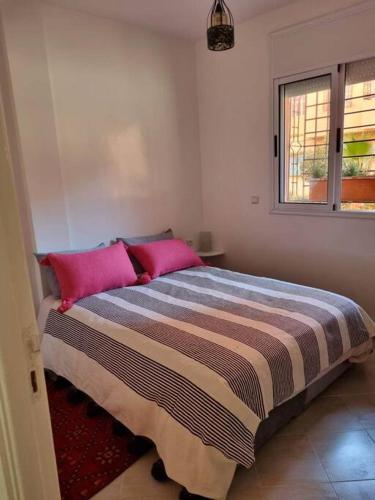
xmin=196 ymin=0 xmax=375 ymax=318
xmin=41 ymin=3 xmax=203 ymax=248
xmin=2 ymin=0 xmax=203 ymax=255
xmin=1 ymin=0 xmax=71 ymax=252
xmin=1 ymin=0 xmax=71 ymax=305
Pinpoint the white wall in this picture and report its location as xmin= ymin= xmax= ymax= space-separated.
xmin=42 ymin=3 xmax=203 ymax=248
xmin=1 ymin=0 xmax=70 ymax=252
xmin=1 ymin=0 xmax=71 ymax=305
xmin=2 ymin=1 xmax=202 ymax=254
xmin=196 ymin=0 xmax=375 ymax=318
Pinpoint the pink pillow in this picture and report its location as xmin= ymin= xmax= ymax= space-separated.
xmin=42 ymin=242 xmax=137 ymax=312
xmin=128 ymin=239 xmax=203 ymax=279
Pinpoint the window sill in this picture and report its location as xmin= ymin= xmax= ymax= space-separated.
xmin=270 ymin=207 xmax=375 ymax=220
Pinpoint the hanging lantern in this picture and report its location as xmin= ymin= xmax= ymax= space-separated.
xmin=207 ymin=0 xmax=234 ymax=52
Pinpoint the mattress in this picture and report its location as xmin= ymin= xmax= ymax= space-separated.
xmin=40 ymin=266 xmax=375 ymax=499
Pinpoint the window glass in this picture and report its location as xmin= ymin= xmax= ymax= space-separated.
xmin=280 ymin=75 xmax=331 ymax=204
xmin=342 ymin=58 xmax=375 ymax=212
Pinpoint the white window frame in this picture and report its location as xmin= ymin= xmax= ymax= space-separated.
xmin=272 ymin=61 xmax=375 ymax=219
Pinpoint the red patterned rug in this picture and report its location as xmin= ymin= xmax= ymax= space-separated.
xmin=47 ymin=378 xmax=145 ymax=499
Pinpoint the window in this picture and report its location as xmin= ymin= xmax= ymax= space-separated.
xmin=274 ymin=57 xmax=375 ymax=215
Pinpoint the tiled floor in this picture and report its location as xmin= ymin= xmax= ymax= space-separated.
xmin=93 ymin=356 xmax=375 ymax=499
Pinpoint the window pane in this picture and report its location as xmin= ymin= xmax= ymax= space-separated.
xmin=341 ymin=58 xmax=375 ymax=212
xmin=280 ymin=75 xmax=331 ymax=204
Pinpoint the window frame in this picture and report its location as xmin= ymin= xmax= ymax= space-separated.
xmin=272 ymin=61 xmax=375 ymax=219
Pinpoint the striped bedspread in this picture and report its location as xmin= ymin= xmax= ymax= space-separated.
xmin=42 ymin=266 xmax=375 ymax=498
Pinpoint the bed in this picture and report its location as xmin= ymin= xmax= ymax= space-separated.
xmin=39 ymin=266 xmax=375 ymax=499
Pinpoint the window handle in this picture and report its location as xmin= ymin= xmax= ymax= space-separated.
xmin=336 ymin=128 xmax=342 ymax=153
xmin=274 ymin=135 xmax=278 ymax=158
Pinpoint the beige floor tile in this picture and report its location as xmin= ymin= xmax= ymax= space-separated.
xmin=279 ymin=395 xmax=363 ymax=438
xmin=324 ymin=362 xmax=375 ymax=396
xmin=120 ymin=450 xmax=180 ymax=499
xmin=92 ymin=472 xmax=124 ymax=499
xmin=255 ymin=434 xmax=329 ymax=486
xmin=312 ymin=430 xmax=375 ymax=482
xmin=256 ymin=457 xmax=329 ymax=487
xmin=93 ymin=450 xmax=179 ymax=500
xmin=124 ymin=497 xmax=179 ymax=500
xmin=121 ymin=495 xmax=177 ymax=500
xmin=120 ymin=497 xmax=176 ymax=500
xmin=227 ymin=466 xmax=263 ymax=499
xmin=261 ymin=482 xmax=337 ymax=499
xmin=229 ymin=489 xmax=263 ymax=500
xmin=257 ymin=433 xmax=323 ymax=463
xmin=343 ymin=394 xmax=375 ymax=428
xmin=332 ymin=479 xmax=375 ymax=499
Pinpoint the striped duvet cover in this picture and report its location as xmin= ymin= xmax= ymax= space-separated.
xmin=41 ymin=266 xmax=375 ymax=499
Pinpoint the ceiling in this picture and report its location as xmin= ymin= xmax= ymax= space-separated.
xmin=45 ymin=0 xmax=298 ymax=40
